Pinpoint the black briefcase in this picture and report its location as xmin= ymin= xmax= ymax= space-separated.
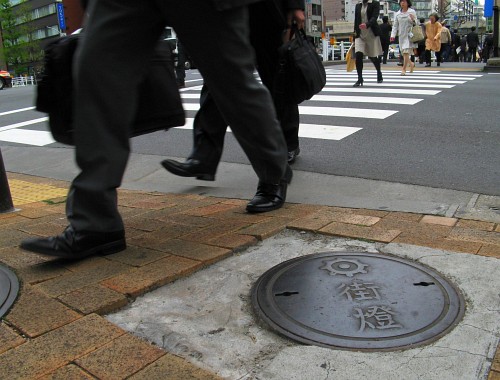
xmin=274 ymin=26 xmax=326 ymax=104
xmin=36 ymin=33 xmax=185 ymax=145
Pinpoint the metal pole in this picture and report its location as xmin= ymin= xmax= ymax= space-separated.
xmin=0 ymin=148 xmax=14 ymax=213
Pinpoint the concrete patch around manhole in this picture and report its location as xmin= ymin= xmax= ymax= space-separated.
xmin=106 ymin=230 xmax=500 ymax=380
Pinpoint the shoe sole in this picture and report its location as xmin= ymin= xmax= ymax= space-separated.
xmin=246 ymin=202 xmax=285 ymax=213
xmin=161 ymin=161 xmax=215 ymax=181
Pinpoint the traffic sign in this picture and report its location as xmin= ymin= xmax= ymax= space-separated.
xmin=56 ymin=3 xmax=66 ymax=32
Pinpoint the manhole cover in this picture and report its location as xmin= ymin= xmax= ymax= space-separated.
xmin=0 ymin=265 xmax=19 ymax=318
xmin=252 ymin=252 xmax=465 ymax=351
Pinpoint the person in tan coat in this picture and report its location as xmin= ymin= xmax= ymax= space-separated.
xmin=425 ymin=13 xmax=442 ymax=67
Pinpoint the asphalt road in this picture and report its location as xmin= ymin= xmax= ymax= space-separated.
xmin=1 ymin=66 xmax=499 ymax=196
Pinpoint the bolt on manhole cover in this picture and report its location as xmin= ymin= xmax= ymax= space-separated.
xmin=0 ymin=265 xmax=19 ymax=318
xmin=252 ymin=252 xmax=465 ymax=351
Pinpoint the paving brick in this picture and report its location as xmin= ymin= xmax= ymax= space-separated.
xmin=76 ymin=333 xmax=165 ymax=380
xmin=320 ymin=222 xmax=401 ymax=243
xmin=287 ymin=210 xmax=337 ymax=232
xmin=328 ymin=212 xmax=381 ymax=226
xmin=207 ymin=233 xmax=258 ymax=250
xmin=0 ymin=246 xmax=52 ymax=269
xmin=477 ymin=244 xmax=500 ymax=258
xmin=456 ymin=219 xmax=496 ymax=231
xmin=208 ymin=209 xmax=271 ymax=224
xmin=449 ymin=227 xmax=500 ymax=246
xmin=129 ymin=352 xmax=221 ymax=380
xmin=183 ymin=203 xmax=239 ymax=216
xmin=58 ymin=284 xmax=128 ymax=315
xmin=237 ymin=218 xmax=292 ymax=240
xmin=489 ymin=371 xmax=500 ymax=380
xmin=384 ymin=212 xmax=423 ymax=222
xmin=163 ymin=239 xmax=232 ymax=264
xmin=34 ymin=260 xmax=131 ymax=297
xmin=0 ymin=229 xmax=33 ymax=249
xmin=124 ymin=216 xmax=168 ymax=232
xmin=106 ymin=245 xmax=171 ymax=267
xmin=261 ymin=203 xmax=322 ymax=219
xmin=181 ymin=220 xmax=250 ymax=244
xmin=102 ymin=256 xmax=201 ymax=297
xmin=127 ymin=222 xmax=201 ymax=250
xmin=220 ymin=198 xmax=247 ymax=206
xmin=421 ymin=215 xmax=458 ymax=227
xmin=17 ymin=262 xmax=70 ymax=285
xmin=496 ymin=225 xmax=500 ymax=233
xmin=493 ymin=352 xmax=500 ymax=372
xmin=38 ymin=364 xmax=95 ymax=380
xmin=151 ymin=213 xmax=214 ymax=228
xmin=5 ymin=286 xmax=81 ymax=338
xmin=394 ymin=236 xmax=482 ymax=254
xmin=0 ymin=314 xmax=124 ymax=379
xmin=18 ymin=222 xmax=65 ymax=237
xmin=394 ymin=223 xmax=453 ymax=241
xmin=16 ymin=206 xmax=60 ymax=219
xmin=0 ymin=322 xmax=25 ymax=355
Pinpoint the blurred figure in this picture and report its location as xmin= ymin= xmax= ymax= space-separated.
xmin=451 ymin=29 xmax=461 ymax=62
xmin=379 ymin=16 xmax=392 ymax=64
xmin=424 ymin=13 xmax=442 ymax=67
xmin=440 ymin=21 xmax=451 ymax=62
xmin=483 ymin=33 xmax=493 ymax=63
xmin=417 ymin=17 xmax=426 ymax=63
xmin=467 ymin=26 xmax=479 ymax=62
xmin=175 ymin=40 xmax=186 ymax=88
xmin=459 ymin=35 xmax=468 ymax=62
xmin=20 ymin=0 xmax=290 ymax=259
xmin=390 ymin=0 xmax=417 ymax=75
xmin=352 ymin=0 xmax=383 ymax=86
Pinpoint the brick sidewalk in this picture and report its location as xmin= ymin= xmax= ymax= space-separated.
xmin=1 ymin=172 xmax=499 ymax=379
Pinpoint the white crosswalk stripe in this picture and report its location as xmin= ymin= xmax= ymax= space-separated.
xmin=0 ymin=70 xmax=481 ymax=147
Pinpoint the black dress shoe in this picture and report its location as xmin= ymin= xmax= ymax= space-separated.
xmin=353 ymin=79 xmax=363 ymax=87
xmin=161 ymin=158 xmax=215 ymax=181
xmin=287 ymin=147 xmax=301 ymax=164
xmin=20 ymin=226 xmax=126 ymax=260
xmin=377 ymin=73 xmax=383 ymax=83
xmin=246 ymin=166 xmax=293 ymax=213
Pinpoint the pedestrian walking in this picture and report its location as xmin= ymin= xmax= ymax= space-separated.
xmin=162 ymin=0 xmax=305 ymax=194
xmin=352 ymin=0 xmax=384 ymax=87
xmin=175 ymin=40 xmax=187 ymax=88
xmin=379 ymin=16 xmax=392 ymax=64
xmin=467 ymin=27 xmax=479 ymax=62
xmin=459 ymin=35 xmax=468 ymax=62
xmin=424 ymin=13 xmax=442 ymax=67
xmin=451 ymin=29 xmax=461 ymax=62
xmin=390 ymin=0 xmax=417 ymax=75
xmin=20 ymin=0 xmax=291 ymax=259
xmin=483 ymin=33 xmax=493 ymax=63
xmin=440 ymin=22 xmax=452 ymax=62
xmin=417 ymin=18 xmax=426 ymax=64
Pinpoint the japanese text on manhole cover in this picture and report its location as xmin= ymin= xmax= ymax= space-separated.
xmin=252 ymin=252 xmax=465 ymax=350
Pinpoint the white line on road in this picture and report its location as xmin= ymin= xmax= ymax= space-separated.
xmin=175 ymin=118 xmax=362 ymax=141
xmin=309 ymin=95 xmax=422 ymax=105
xmin=327 ymin=74 xmax=477 ymax=80
xmin=326 ymin=77 xmax=466 ymax=84
xmin=0 ymin=117 xmax=48 ymax=132
xmin=0 ymin=107 xmax=36 ymax=117
xmin=320 ymin=87 xmax=441 ymax=95
xmin=325 ymin=83 xmax=455 ymax=88
xmin=0 ymin=129 xmax=54 ymax=146
xmin=182 ymin=103 xmax=397 ymax=119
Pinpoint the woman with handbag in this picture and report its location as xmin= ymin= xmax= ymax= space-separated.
xmin=390 ymin=0 xmax=417 ymax=75
xmin=424 ymin=13 xmax=442 ymax=67
xmin=352 ymin=0 xmax=384 ymax=87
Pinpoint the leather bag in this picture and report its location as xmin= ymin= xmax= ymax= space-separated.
xmin=36 ymin=33 xmax=185 ymax=145
xmin=410 ymin=23 xmax=425 ymax=43
xmin=346 ymin=44 xmax=355 ymax=72
xmin=274 ymin=26 xmax=326 ymax=104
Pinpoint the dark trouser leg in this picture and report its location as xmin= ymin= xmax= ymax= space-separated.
xmin=369 ymin=56 xmax=381 ymax=73
xmin=470 ymin=47 xmax=477 ymax=62
xmin=355 ymin=52 xmax=364 ymax=80
xmin=249 ymin=6 xmax=300 ymax=152
xmin=68 ymin=0 xmax=165 ymax=232
xmin=435 ymin=50 xmax=441 ymax=64
xmin=165 ymin=2 xmax=286 ymax=184
xmin=175 ymin=41 xmax=186 ymax=85
xmin=425 ymin=49 xmax=431 ymax=64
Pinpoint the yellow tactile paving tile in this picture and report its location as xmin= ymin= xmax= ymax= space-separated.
xmin=8 ymin=180 xmax=67 ymax=205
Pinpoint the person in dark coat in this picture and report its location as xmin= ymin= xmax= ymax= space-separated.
xmin=352 ymin=0 xmax=383 ymax=86
xmin=459 ymin=35 xmax=468 ymax=62
xmin=20 ymin=0 xmax=291 ymax=259
xmin=467 ymin=26 xmax=480 ymax=62
xmin=161 ymin=0 xmax=306 ymax=184
xmin=379 ymin=16 xmax=392 ymax=64
xmin=483 ymin=33 xmax=493 ymax=63
xmin=416 ymin=18 xmax=426 ymax=63
xmin=451 ymin=29 xmax=461 ymax=62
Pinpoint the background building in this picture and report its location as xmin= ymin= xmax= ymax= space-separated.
xmin=0 ymin=0 xmax=84 ymax=74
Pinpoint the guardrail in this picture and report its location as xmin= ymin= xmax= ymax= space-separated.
xmin=11 ymin=76 xmax=37 ymax=87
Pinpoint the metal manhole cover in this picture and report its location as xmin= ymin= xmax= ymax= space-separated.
xmin=0 ymin=265 xmax=19 ymax=318
xmin=252 ymin=252 xmax=465 ymax=351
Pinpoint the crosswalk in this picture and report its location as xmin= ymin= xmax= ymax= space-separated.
xmin=0 ymin=69 xmax=482 ymax=146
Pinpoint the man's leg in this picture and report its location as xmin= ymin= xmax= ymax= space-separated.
xmin=164 ymin=1 xmax=287 ymax=185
